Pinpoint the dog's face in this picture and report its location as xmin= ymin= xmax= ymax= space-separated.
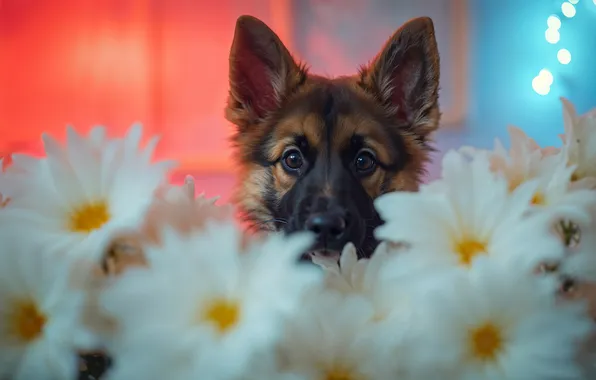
xmin=226 ymin=16 xmax=441 ymax=260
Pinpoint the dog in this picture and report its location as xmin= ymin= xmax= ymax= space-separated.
xmin=226 ymin=15 xmax=441 ymax=261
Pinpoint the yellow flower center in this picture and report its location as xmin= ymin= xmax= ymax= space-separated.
xmin=69 ymin=201 xmax=111 ymax=233
xmin=8 ymin=299 xmax=47 ymax=342
xmin=530 ymin=192 xmax=545 ymax=206
xmin=201 ymin=298 xmax=240 ymax=333
xmin=469 ymin=323 xmax=503 ymax=361
xmin=455 ymin=239 xmax=487 ymax=266
xmin=323 ymin=368 xmax=359 ymax=380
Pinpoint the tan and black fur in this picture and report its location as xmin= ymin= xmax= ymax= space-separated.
xmin=226 ymin=15 xmax=441 ymax=259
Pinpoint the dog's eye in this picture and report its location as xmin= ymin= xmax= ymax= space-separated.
xmin=282 ymin=149 xmax=304 ymax=172
xmin=354 ymin=149 xmax=377 ymax=174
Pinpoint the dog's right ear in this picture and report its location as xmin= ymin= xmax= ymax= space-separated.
xmin=226 ymin=15 xmax=305 ymax=127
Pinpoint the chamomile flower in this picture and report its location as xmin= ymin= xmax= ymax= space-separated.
xmin=461 ymin=124 xmax=596 ymax=220
xmin=489 ymin=126 xmax=556 ymax=192
xmin=100 ymin=222 xmax=320 ymax=380
xmin=561 ymin=97 xmax=596 ymax=187
xmin=5 ymin=124 xmax=175 ymax=260
xmin=140 ymin=175 xmax=233 ymax=246
xmin=156 ymin=175 xmax=207 ymax=203
xmin=95 ymin=177 xmax=233 ymax=276
xmin=416 ymin=258 xmax=592 ymax=380
xmin=526 ymin=156 xmax=596 ymax=213
xmin=276 ymin=290 xmax=402 ymax=380
xmin=313 ymin=242 xmax=412 ymax=324
xmin=316 ymin=243 xmax=381 ymax=289
xmin=0 ymin=231 xmax=98 ymax=380
xmin=461 ymin=126 xmax=558 ymax=193
xmin=375 ymin=150 xmax=572 ymax=273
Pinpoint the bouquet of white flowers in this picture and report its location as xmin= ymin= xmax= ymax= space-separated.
xmin=1 ymin=98 xmax=596 ymax=380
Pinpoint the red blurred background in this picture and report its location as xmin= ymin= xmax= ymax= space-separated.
xmin=0 ymin=0 xmax=295 ymax=167
xmin=1 ymin=0 xmax=471 ymax=203
xmin=1 ymin=0 xmax=300 ymax=202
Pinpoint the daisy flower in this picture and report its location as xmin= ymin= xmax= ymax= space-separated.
xmin=413 ymin=258 xmax=592 ymax=380
xmin=99 ymin=221 xmax=320 ymax=380
xmin=140 ymin=175 xmax=234 ymax=246
xmin=97 ymin=176 xmax=234 ymax=277
xmin=276 ymin=290 xmax=402 ymax=380
xmin=4 ymin=124 xmax=175 ymax=260
xmin=526 ymin=156 xmax=596 ymax=213
xmin=313 ymin=242 xmax=413 ymax=324
xmin=460 ymin=123 xmax=596 ymax=234
xmin=374 ymin=150 xmax=575 ymax=273
xmin=488 ymin=126 xmax=557 ymax=192
xmin=155 ymin=174 xmax=206 ymax=203
xmin=560 ymin=97 xmax=596 ymax=188
xmin=460 ymin=126 xmax=560 ymax=194
xmin=0 ymin=230 xmax=98 ymax=380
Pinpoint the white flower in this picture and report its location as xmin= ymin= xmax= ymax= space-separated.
xmin=4 ymin=124 xmax=175 ymax=260
xmin=314 ymin=242 xmax=411 ymax=324
xmin=488 ymin=126 xmax=555 ymax=191
xmin=561 ymin=97 xmax=596 ymax=186
xmin=100 ymin=222 xmax=320 ymax=380
xmin=374 ymin=150 xmax=572 ymax=273
xmin=460 ymin=122 xmax=596 ymax=227
xmin=157 ymin=175 xmax=217 ymax=204
xmin=459 ymin=126 xmax=586 ymax=210
xmin=459 ymin=126 xmax=559 ymax=194
xmin=413 ymin=258 xmax=592 ymax=380
xmin=0 ymin=230 xmax=97 ymax=380
xmin=276 ymin=290 xmax=401 ymax=380
xmin=140 ymin=175 xmax=233 ymax=246
xmin=527 ymin=156 xmax=596 ymax=213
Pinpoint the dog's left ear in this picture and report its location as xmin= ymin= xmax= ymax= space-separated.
xmin=360 ymin=17 xmax=441 ymax=139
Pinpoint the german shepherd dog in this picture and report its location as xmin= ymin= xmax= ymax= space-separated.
xmin=226 ymin=15 xmax=441 ymax=261
xmin=77 ymin=14 xmax=442 ymax=380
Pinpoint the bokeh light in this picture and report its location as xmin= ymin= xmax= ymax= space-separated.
xmin=539 ymin=69 xmax=554 ymax=85
xmin=545 ymin=28 xmax=561 ymax=44
xmin=557 ymin=49 xmax=572 ymax=64
xmin=562 ymin=2 xmax=577 ymax=18
xmin=547 ymin=15 xmax=561 ymax=29
xmin=532 ymin=75 xmax=551 ymax=96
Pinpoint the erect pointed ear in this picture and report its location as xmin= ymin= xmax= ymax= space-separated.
xmin=226 ymin=15 xmax=306 ymax=126
xmin=360 ymin=17 xmax=441 ymax=138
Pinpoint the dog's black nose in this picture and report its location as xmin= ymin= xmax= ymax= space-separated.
xmin=305 ymin=212 xmax=346 ymax=240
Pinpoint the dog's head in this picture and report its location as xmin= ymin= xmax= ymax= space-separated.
xmin=226 ymin=15 xmax=440 ymax=260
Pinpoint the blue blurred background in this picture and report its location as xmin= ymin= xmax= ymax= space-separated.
xmin=1 ymin=0 xmax=595 ymax=201
xmin=464 ymin=0 xmax=596 ymax=149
